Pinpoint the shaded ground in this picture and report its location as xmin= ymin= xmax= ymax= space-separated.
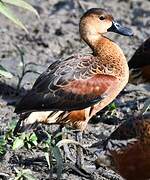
xmin=0 ymin=0 xmax=150 ymax=179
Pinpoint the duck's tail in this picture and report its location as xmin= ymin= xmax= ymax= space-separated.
xmin=13 ymin=112 xmax=36 ymax=135
xmin=13 ymin=111 xmax=63 ymax=135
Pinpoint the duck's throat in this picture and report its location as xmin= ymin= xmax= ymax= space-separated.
xmin=90 ymin=36 xmax=113 ymax=55
xmin=85 ymin=35 xmax=116 ymax=56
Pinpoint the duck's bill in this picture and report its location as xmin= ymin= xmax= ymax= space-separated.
xmin=108 ymin=21 xmax=133 ymax=36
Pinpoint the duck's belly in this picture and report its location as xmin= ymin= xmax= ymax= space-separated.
xmin=23 ymin=109 xmax=89 ymax=131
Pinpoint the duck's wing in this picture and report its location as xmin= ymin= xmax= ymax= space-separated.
xmin=15 ymin=54 xmax=118 ymax=114
xmin=128 ymin=38 xmax=150 ymax=84
xmin=128 ymin=38 xmax=150 ymax=69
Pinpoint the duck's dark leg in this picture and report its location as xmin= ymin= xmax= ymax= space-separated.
xmin=61 ymin=126 xmax=75 ymax=162
xmin=76 ymin=131 xmax=84 ymax=168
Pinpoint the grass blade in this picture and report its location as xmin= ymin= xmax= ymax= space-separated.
xmin=3 ymin=0 xmax=39 ymax=17
xmin=0 ymin=65 xmax=13 ymax=78
xmin=142 ymin=98 xmax=150 ymax=114
xmin=52 ymin=146 xmax=63 ymax=180
xmin=0 ymin=1 xmax=28 ymax=32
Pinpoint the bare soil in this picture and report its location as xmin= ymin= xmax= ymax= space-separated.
xmin=0 ymin=0 xmax=150 ymax=179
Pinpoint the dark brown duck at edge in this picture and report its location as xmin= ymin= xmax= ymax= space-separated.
xmin=95 ymin=113 xmax=150 ymax=180
xmin=129 ymin=37 xmax=150 ymax=84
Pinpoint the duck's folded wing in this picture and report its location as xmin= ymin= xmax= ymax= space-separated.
xmin=128 ymin=38 xmax=150 ymax=69
xmin=15 ymin=55 xmax=118 ymax=113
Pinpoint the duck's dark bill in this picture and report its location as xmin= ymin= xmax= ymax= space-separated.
xmin=108 ymin=21 xmax=133 ymax=36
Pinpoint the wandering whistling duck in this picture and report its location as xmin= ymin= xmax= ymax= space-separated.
xmin=14 ymin=8 xmax=133 ymax=167
xmin=129 ymin=37 xmax=150 ymax=84
xmin=95 ymin=113 xmax=150 ymax=180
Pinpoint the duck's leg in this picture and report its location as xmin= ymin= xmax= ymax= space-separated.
xmin=61 ymin=126 xmax=75 ymax=162
xmin=76 ymin=131 xmax=84 ymax=168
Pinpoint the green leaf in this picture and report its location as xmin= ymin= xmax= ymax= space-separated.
xmin=25 ymin=133 xmax=30 ymax=141
xmin=29 ymin=133 xmax=38 ymax=144
xmin=20 ymin=132 xmax=26 ymax=140
xmin=23 ymin=173 xmax=37 ymax=180
xmin=0 ymin=136 xmax=6 ymax=156
xmin=8 ymin=118 xmax=17 ymax=129
xmin=108 ymin=102 xmax=117 ymax=111
xmin=22 ymin=169 xmax=37 ymax=180
xmin=3 ymin=0 xmax=39 ymax=18
xmin=14 ymin=168 xmax=37 ymax=180
xmin=12 ymin=137 xmax=24 ymax=150
xmin=52 ymin=146 xmax=63 ymax=180
xmin=0 ymin=136 xmax=6 ymax=146
xmin=31 ymin=140 xmax=37 ymax=146
xmin=0 ymin=65 xmax=13 ymax=78
xmin=0 ymin=1 xmax=28 ymax=32
xmin=26 ymin=142 xmax=31 ymax=149
xmin=33 ymin=140 xmax=38 ymax=146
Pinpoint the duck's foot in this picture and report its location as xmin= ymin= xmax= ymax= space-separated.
xmin=60 ymin=127 xmax=74 ymax=162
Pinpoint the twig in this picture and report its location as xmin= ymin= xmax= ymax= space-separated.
xmin=76 ymin=0 xmax=86 ymax=12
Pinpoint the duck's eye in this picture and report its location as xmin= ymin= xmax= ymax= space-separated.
xmin=99 ymin=16 xmax=105 ymax=20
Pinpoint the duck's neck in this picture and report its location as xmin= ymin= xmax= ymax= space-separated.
xmin=83 ymin=34 xmax=102 ymax=52
xmin=86 ymin=35 xmax=126 ymax=64
xmin=85 ymin=35 xmax=117 ymax=55
xmin=85 ymin=35 xmax=129 ymax=79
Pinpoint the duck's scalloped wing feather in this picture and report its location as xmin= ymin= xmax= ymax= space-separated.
xmin=15 ymin=54 xmax=118 ymax=113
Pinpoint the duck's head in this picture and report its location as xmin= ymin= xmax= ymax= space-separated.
xmin=79 ymin=8 xmax=133 ymax=44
